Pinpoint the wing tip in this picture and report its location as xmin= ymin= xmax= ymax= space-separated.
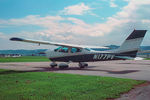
xmin=10 ymin=37 xmax=24 ymax=41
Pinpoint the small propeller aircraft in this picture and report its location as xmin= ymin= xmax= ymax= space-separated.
xmin=10 ymin=30 xmax=147 ymax=69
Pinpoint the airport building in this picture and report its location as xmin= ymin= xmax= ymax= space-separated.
xmin=0 ymin=54 xmax=22 ymax=58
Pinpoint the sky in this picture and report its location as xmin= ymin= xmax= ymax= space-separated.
xmin=0 ymin=0 xmax=150 ymax=50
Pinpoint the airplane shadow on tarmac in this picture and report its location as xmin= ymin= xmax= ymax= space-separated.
xmin=32 ymin=66 xmax=140 ymax=74
xmin=118 ymin=62 xmax=150 ymax=65
xmin=0 ymin=66 xmax=140 ymax=75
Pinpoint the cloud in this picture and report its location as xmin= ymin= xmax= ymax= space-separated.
xmin=61 ymin=3 xmax=92 ymax=15
xmin=0 ymin=32 xmax=6 ymax=39
xmin=1 ymin=0 xmax=150 ymax=49
xmin=0 ymin=15 xmax=109 ymax=38
xmin=123 ymin=0 xmax=129 ymax=2
xmin=110 ymin=0 xmax=118 ymax=8
xmin=142 ymin=20 xmax=150 ymax=23
xmin=104 ymin=0 xmax=150 ymax=30
xmin=1 ymin=0 xmax=150 ymax=39
xmin=0 ymin=15 xmax=64 ymax=27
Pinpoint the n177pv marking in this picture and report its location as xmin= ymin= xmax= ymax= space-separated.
xmin=93 ymin=54 xmax=114 ymax=60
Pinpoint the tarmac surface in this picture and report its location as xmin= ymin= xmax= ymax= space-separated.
xmin=115 ymin=82 xmax=150 ymax=100
xmin=0 ymin=60 xmax=150 ymax=81
xmin=0 ymin=60 xmax=150 ymax=100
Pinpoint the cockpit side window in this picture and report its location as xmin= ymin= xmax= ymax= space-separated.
xmin=71 ymin=48 xmax=82 ymax=53
xmin=60 ymin=47 xmax=68 ymax=53
xmin=54 ymin=47 xmax=82 ymax=53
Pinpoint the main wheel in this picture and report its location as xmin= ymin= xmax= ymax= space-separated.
xmin=50 ymin=62 xmax=57 ymax=68
xmin=79 ymin=62 xmax=88 ymax=68
xmin=59 ymin=63 xmax=69 ymax=69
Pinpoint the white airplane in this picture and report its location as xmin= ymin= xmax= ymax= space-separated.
xmin=10 ymin=30 xmax=147 ymax=69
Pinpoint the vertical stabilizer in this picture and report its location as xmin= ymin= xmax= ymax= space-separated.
xmin=114 ymin=30 xmax=147 ymax=57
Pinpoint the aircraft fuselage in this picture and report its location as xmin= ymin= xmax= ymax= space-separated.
xmin=45 ymin=49 xmax=136 ymax=62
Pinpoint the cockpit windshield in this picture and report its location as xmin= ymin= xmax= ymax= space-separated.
xmin=54 ymin=47 xmax=61 ymax=52
xmin=54 ymin=46 xmax=82 ymax=53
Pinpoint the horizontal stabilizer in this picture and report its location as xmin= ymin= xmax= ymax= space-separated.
xmin=115 ymin=56 xmax=134 ymax=60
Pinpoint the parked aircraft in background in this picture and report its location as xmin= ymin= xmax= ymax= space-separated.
xmin=10 ymin=30 xmax=147 ymax=69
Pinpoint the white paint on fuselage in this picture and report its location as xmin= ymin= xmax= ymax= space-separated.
xmin=45 ymin=37 xmax=144 ymax=60
xmin=45 ymin=48 xmax=110 ymax=59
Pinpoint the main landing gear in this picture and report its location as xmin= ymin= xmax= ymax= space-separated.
xmin=58 ymin=63 xmax=69 ymax=69
xmin=79 ymin=62 xmax=88 ymax=68
xmin=50 ymin=62 xmax=57 ymax=68
xmin=50 ymin=62 xmax=69 ymax=69
xmin=50 ymin=62 xmax=88 ymax=69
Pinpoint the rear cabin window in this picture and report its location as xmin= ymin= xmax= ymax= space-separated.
xmin=85 ymin=48 xmax=91 ymax=51
xmin=71 ymin=48 xmax=81 ymax=53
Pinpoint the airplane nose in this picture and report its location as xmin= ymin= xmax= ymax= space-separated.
xmin=45 ymin=49 xmax=54 ymax=58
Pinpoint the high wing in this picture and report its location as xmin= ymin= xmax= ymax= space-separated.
xmin=10 ymin=37 xmax=109 ymax=49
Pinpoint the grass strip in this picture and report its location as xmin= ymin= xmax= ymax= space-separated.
xmin=0 ymin=69 xmax=145 ymax=100
xmin=0 ymin=56 xmax=49 ymax=62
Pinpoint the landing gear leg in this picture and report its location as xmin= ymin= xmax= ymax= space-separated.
xmin=79 ymin=62 xmax=88 ymax=68
xmin=50 ymin=62 xmax=57 ymax=68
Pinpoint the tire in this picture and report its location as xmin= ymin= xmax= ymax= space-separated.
xmin=50 ymin=63 xmax=57 ymax=68
xmin=59 ymin=63 xmax=69 ymax=69
xmin=51 ymin=65 xmax=55 ymax=68
xmin=79 ymin=62 xmax=88 ymax=68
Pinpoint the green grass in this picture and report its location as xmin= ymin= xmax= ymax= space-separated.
xmin=145 ymin=58 xmax=150 ymax=60
xmin=0 ymin=56 xmax=49 ymax=62
xmin=0 ymin=69 xmax=145 ymax=100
